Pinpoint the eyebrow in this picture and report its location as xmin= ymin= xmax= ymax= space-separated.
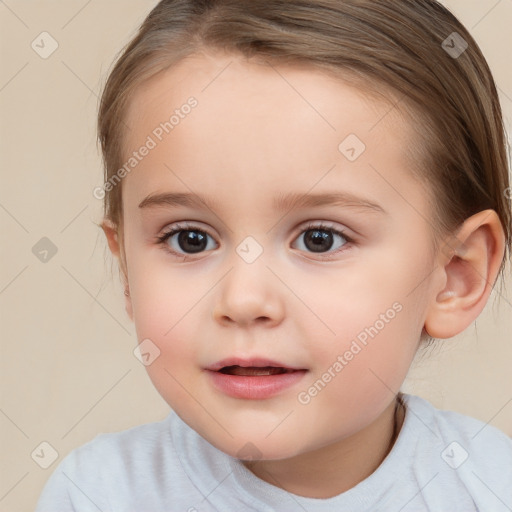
xmin=138 ymin=191 xmax=386 ymax=214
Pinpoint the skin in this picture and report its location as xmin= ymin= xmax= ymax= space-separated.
xmin=102 ymin=50 xmax=505 ymax=498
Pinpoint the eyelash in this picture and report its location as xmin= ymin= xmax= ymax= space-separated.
xmin=155 ymin=221 xmax=354 ymax=261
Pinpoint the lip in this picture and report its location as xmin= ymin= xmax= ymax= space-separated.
xmin=206 ymin=357 xmax=305 ymax=372
xmin=204 ymin=357 xmax=308 ymax=400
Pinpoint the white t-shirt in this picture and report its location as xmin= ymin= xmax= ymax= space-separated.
xmin=35 ymin=393 xmax=512 ymax=512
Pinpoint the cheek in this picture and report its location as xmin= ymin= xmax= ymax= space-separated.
xmin=293 ymin=246 xmax=429 ymax=391
xmin=132 ymin=298 xmax=199 ymax=412
xmin=296 ymin=301 xmax=419 ymax=439
xmin=127 ymin=261 xmax=202 ymax=384
xmin=290 ymin=250 xmax=424 ymax=344
xmin=131 ymin=294 xmax=198 ymax=364
xmin=128 ymin=250 xmax=203 ymax=337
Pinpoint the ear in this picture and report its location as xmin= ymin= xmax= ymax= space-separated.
xmin=424 ymin=209 xmax=505 ymax=339
xmin=101 ymin=219 xmax=133 ymax=321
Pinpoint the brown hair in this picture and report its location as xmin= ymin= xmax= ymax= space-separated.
xmin=98 ymin=0 xmax=511 ymax=291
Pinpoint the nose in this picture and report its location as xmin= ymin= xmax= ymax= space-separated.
xmin=212 ymin=257 xmax=285 ymax=328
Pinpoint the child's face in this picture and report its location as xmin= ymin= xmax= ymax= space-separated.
xmin=117 ymin=51 xmax=441 ymax=460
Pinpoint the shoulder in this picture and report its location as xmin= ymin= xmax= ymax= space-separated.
xmin=35 ymin=413 xmax=176 ymax=512
xmin=402 ymin=394 xmax=512 ymax=509
xmin=65 ymin=413 xmax=174 ymax=472
xmin=404 ymin=393 xmax=512 ymax=457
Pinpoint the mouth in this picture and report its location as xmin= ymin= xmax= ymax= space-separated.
xmin=204 ymin=357 xmax=308 ymax=400
xmin=206 ymin=357 xmax=307 ymax=374
xmin=217 ymin=365 xmax=298 ymax=376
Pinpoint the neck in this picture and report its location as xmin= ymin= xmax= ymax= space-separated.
xmin=243 ymin=395 xmax=405 ymax=499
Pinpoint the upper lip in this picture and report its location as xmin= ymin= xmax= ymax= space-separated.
xmin=205 ymin=357 xmax=306 ymax=371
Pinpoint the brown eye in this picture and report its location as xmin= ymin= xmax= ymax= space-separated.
xmin=292 ymin=222 xmax=351 ymax=258
xmin=303 ymin=228 xmax=336 ymax=253
xmin=174 ymin=230 xmax=209 ymax=253
xmin=157 ymin=224 xmax=217 ymax=257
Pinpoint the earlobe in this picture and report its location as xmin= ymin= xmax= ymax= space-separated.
xmin=424 ymin=210 xmax=505 ymax=339
xmin=124 ymin=286 xmax=134 ymax=321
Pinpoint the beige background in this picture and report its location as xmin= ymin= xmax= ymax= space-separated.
xmin=0 ymin=1 xmax=511 ymax=510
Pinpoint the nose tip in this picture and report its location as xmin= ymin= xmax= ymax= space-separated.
xmin=213 ymin=297 xmax=279 ymax=327
xmin=211 ymin=263 xmax=285 ymax=328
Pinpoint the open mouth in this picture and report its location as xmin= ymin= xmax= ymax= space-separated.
xmin=218 ymin=365 xmax=297 ymax=376
xmin=206 ymin=360 xmax=308 ymax=399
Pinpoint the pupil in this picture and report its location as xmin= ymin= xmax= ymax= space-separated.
xmin=305 ymin=229 xmax=333 ymax=253
xmin=178 ymin=230 xmax=207 ymax=253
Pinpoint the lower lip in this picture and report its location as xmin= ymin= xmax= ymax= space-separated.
xmin=205 ymin=369 xmax=308 ymax=400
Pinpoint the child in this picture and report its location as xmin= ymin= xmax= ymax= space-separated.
xmin=36 ymin=0 xmax=512 ymax=510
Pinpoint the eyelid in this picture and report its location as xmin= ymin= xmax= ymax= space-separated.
xmin=156 ymin=220 xmax=355 ymax=261
xmin=156 ymin=222 xmax=217 ymax=245
xmin=155 ymin=222 xmax=218 ymax=261
xmin=156 ymin=220 xmax=353 ymax=243
xmin=296 ymin=220 xmax=352 ymax=237
xmin=293 ymin=220 xmax=355 ymax=245
xmin=290 ymin=221 xmax=354 ymax=261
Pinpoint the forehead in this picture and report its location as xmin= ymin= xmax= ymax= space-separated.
xmin=120 ymin=51 xmax=424 ymax=218
xmin=123 ymin=50 xmax=409 ymax=147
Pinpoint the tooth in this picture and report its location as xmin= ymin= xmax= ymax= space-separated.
xmin=227 ymin=366 xmax=286 ymax=376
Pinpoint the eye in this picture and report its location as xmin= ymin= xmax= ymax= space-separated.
xmin=156 ymin=223 xmax=217 ymax=259
xmin=156 ymin=221 xmax=353 ymax=261
xmin=292 ymin=222 xmax=352 ymax=259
